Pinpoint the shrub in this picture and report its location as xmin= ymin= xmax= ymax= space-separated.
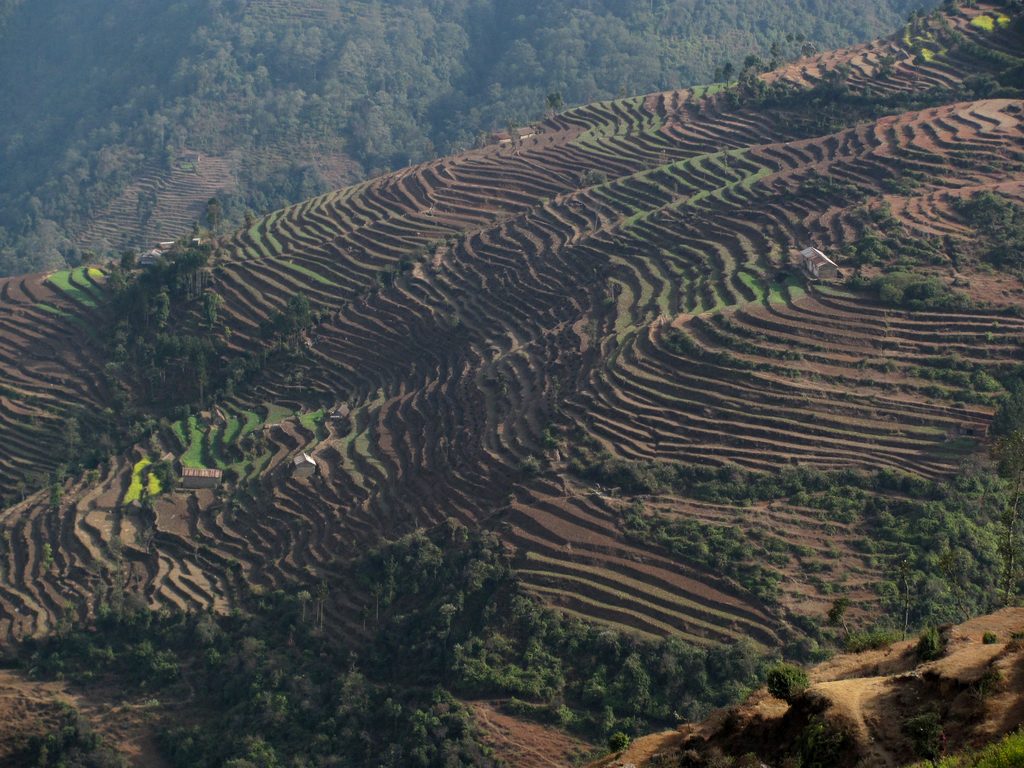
xmin=797 ymin=716 xmax=848 ymax=768
xmin=916 ymin=627 xmax=946 ymax=661
xmin=845 ymin=628 xmax=901 ymax=653
xmin=608 ymin=731 xmax=630 ymax=752
xmin=973 ymin=667 xmax=1002 ymax=701
xmin=765 ymin=663 xmax=809 ymax=703
xmin=982 ymin=631 xmax=998 ymax=645
xmin=870 ymin=272 xmax=970 ymax=311
xmin=904 ymin=710 xmax=942 ymax=761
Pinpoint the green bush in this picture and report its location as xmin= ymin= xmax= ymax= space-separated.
xmin=765 ymin=663 xmax=809 ymax=703
xmin=983 ymin=631 xmax=998 ymax=645
xmin=845 ymin=628 xmax=901 ymax=653
xmin=904 ymin=710 xmax=943 ymax=761
xmin=797 ymin=716 xmax=848 ymax=768
xmin=916 ymin=627 xmax=946 ymax=661
xmin=869 ymin=272 xmax=971 ymax=311
xmin=918 ymin=727 xmax=1024 ymax=767
xmin=608 ymin=731 xmax=630 ymax=752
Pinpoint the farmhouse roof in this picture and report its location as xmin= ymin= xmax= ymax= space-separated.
xmin=330 ymin=403 xmax=351 ymax=419
xmin=293 ymin=452 xmax=316 ymax=467
xmin=181 ymin=467 xmax=222 ymax=479
xmin=799 ymin=246 xmax=837 ymax=269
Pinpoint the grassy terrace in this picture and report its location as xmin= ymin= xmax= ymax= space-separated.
xmin=46 ymin=266 xmax=104 ymax=308
xmin=123 ymin=457 xmax=162 ymax=504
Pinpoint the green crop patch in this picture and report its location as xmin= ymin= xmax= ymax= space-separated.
xmin=47 ymin=267 xmax=99 ymax=308
xmin=124 ymin=458 xmax=152 ymax=504
xmin=281 ymin=260 xmax=341 ymax=287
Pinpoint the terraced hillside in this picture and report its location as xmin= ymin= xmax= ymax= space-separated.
xmin=0 ymin=2 xmax=1022 ymax=657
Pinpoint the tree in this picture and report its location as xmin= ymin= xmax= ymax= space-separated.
xmin=203 ymin=290 xmax=223 ymax=328
xmin=903 ymin=710 xmax=942 ymax=762
xmin=205 ymin=197 xmax=223 ymax=231
xmin=916 ymin=627 xmax=945 ymax=661
xmin=993 ymin=430 xmax=1024 ymax=605
xmin=607 ymin=732 xmax=630 ymax=752
xmin=827 ymin=597 xmax=850 ymax=635
xmin=315 ymin=580 xmax=328 ymax=630
xmin=765 ymin=663 xmax=809 ymax=703
xmin=152 ymin=288 xmax=171 ymax=330
xmin=546 ymin=91 xmax=563 ymax=114
xmin=64 ymin=416 xmax=81 ymax=461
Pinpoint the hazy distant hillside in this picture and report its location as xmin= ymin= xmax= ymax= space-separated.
xmin=0 ymin=0 xmax=936 ymax=274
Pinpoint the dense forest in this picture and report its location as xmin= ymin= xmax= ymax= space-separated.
xmin=0 ymin=0 xmax=936 ymax=274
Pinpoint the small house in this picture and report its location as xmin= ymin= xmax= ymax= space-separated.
xmin=138 ymin=248 xmax=163 ymax=267
xmin=330 ymin=404 xmax=352 ymax=435
xmin=157 ymin=241 xmax=176 ymax=252
xmin=799 ymin=247 xmax=839 ymax=279
xmin=292 ymin=452 xmax=318 ymax=479
xmin=181 ymin=467 xmax=222 ymax=489
xmin=515 ymin=127 xmax=537 ymax=141
xmin=491 ymin=131 xmax=512 ymax=145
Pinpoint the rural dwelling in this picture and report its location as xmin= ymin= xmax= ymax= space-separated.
xmin=799 ymin=247 xmax=839 ymax=279
xmin=292 ymin=452 xmax=318 ymax=479
xmin=180 ymin=467 xmax=222 ymax=489
xmin=329 ymin=404 xmax=352 ymax=434
xmin=490 ymin=127 xmax=536 ymax=145
xmin=138 ymin=249 xmax=163 ymax=267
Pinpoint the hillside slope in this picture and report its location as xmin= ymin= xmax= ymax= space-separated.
xmin=0 ymin=6 xmax=1022 ymax=763
xmin=592 ymin=608 xmax=1024 ymax=767
xmin=0 ymin=0 xmax=937 ymax=274
xmin=0 ymin=3 xmax=1021 ymax=649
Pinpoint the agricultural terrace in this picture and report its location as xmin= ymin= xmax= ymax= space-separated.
xmin=0 ymin=3 xmax=1022 ymax=649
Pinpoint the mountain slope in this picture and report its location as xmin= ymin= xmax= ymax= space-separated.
xmin=0 ymin=2 xmax=1021 ymax=646
xmin=0 ymin=7 xmax=1022 ymax=763
xmin=592 ymin=608 xmax=1024 ymax=767
xmin=0 ymin=0 xmax=939 ymax=274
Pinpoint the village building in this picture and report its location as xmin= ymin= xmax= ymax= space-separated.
xmin=292 ymin=452 xmax=318 ymax=479
xmin=490 ymin=127 xmax=536 ymax=145
xmin=180 ymin=467 xmax=222 ymax=489
xmin=138 ymin=249 xmax=163 ymax=267
xmin=329 ymin=404 xmax=352 ymax=435
xmin=799 ymin=247 xmax=840 ymax=279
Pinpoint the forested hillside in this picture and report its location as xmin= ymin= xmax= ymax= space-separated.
xmin=0 ymin=0 xmax=937 ymax=274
